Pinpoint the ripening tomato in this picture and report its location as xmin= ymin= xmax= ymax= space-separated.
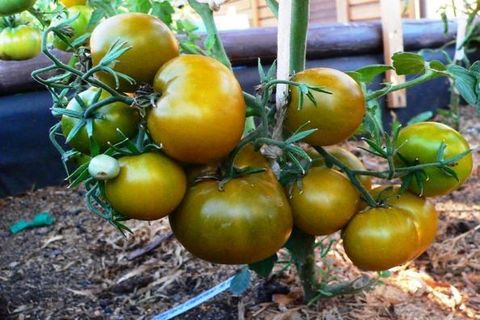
xmin=395 ymin=122 xmax=473 ymax=197
xmin=342 ymin=207 xmax=420 ymax=271
xmin=61 ymin=87 xmax=140 ymax=154
xmin=289 ymin=167 xmax=360 ymax=236
xmin=170 ymin=164 xmax=292 ymax=265
xmin=90 ymin=13 xmax=179 ymax=92
xmin=0 ymin=25 xmax=41 ymax=61
xmin=52 ymin=5 xmax=93 ymax=51
xmin=285 ymin=68 xmax=365 ymax=146
xmin=0 ymin=0 xmax=36 ymax=16
xmin=60 ymin=0 xmax=86 ymax=7
xmin=370 ymin=186 xmax=438 ymax=257
xmin=105 ymin=153 xmax=187 ymax=220
xmin=309 ymin=146 xmax=372 ymax=190
xmin=147 ymin=55 xmax=246 ymax=164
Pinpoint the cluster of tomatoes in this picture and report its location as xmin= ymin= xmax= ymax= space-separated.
xmin=29 ymin=3 xmax=472 ymax=271
xmin=0 ymin=0 xmax=91 ymax=60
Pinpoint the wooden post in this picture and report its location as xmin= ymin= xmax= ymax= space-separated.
xmin=380 ymin=0 xmax=407 ymax=108
xmin=251 ymin=0 xmax=260 ymax=27
xmin=336 ymin=0 xmax=349 ymax=23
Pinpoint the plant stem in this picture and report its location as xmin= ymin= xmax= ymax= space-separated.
xmin=366 ymin=71 xmax=437 ymax=101
xmin=188 ymin=0 xmax=232 ymax=69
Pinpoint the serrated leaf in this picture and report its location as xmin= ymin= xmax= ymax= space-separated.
xmin=407 ymin=111 xmax=433 ymax=125
xmin=351 ymin=64 xmax=393 ymax=83
xmin=447 ymin=64 xmax=477 ymax=106
xmin=229 ymin=268 xmax=251 ymax=296
xmin=249 ymin=254 xmax=278 ymax=278
xmin=151 ymin=1 xmax=175 ymax=26
xmin=392 ymin=52 xmax=426 ymax=75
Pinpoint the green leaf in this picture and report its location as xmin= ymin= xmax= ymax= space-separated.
xmin=249 ymin=254 xmax=278 ymax=278
xmin=286 ymin=128 xmax=317 ymax=144
xmin=350 ymin=64 xmax=393 ymax=83
xmin=204 ymin=34 xmax=216 ymax=51
xmin=407 ymin=111 xmax=433 ymax=125
xmin=447 ymin=64 xmax=477 ymax=106
xmin=128 ymin=0 xmax=151 ymax=13
xmin=435 ymin=142 xmax=447 ymax=162
xmin=229 ymin=268 xmax=251 ymax=296
xmin=88 ymin=9 xmax=105 ymax=30
xmin=392 ymin=52 xmax=426 ymax=75
xmin=429 ymin=60 xmax=447 ymax=72
xmin=258 ymin=59 xmax=266 ymax=83
xmin=152 ymin=1 xmax=175 ymax=26
xmin=65 ymin=119 xmax=86 ymax=144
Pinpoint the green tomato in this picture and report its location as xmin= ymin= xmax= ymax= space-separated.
xmin=61 ymin=87 xmax=140 ymax=154
xmin=0 ymin=25 xmax=41 ymax=60
xmin=52 ymin=5 xmax=92 ymax=51
xmin=0 ymin=0 xmax=36 ymax=16
xmin=395 ymin=122 xmax=473 ymax=197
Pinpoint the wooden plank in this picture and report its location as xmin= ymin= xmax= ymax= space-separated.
xmin=350 ymin=2 xmax=381 ymax=21
xmin=336 ymin=0 xmax=349 ymax=22
xmin=350 ymin=0 xmax=378 ymax=4
xmin=251 ymin=0 xmax=260 ymax=27
xmin=380 ymin=0 xmax=407 ymax=108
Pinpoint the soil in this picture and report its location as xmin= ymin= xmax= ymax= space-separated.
xmin=0 ymin=107 xmax=479 ymax=320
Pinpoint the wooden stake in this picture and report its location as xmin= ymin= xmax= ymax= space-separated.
xmin=380 ymin=0 xmax=407 ymax=108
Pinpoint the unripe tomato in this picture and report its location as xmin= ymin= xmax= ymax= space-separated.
xmin=286 ymin=68 xmax=365 ymax=146
xmin=289 ymin=167 xmax=359 ymax=236
xmin=342 ymin=207 xmax=420 ymax=271
xmin=395 ymin=122 xmax=473 ymax=197
xmin=308 ymin=146 xmax=372 ymax=190
xmin=170 ymin=169 xmax=293 ymax=265
xmin=60 ymin=0 xmax=86 ymax=7
xmin=52 ymin=5 xmax=92 ymax=51
xmin=61 ymin=87 xmax=140 ymax=154
xmin=0 ymin=25 xmax=41 ymax=61
xmin=90 ymin=13 xmax=179 ymax=92
xmin=148 ymin=55 xmax=246 ymax=164
xmin=370 ymin=186 xmax=438 ymax=257
xmin=0 ymin=0 xmax=36 ymax=16
xmin=105 ymin=153 xmax=187 ymax=220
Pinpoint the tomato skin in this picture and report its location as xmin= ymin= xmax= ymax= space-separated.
xmin=105 ymin=153 xmax=187 ymax=220
xmin=0 ymin=25 xmax=41 ymax=61
xmin=286 ymin=68 xmax=365 ymax=146
xmin=61 ymin=87 xmax=140 ymax=154
xmin=395 ymin=122 xmax=473 ymax=197
xmin=52 ymin=5 xmax=93 ymax=51
xmin=289 ymin=167 xmax=359 ymax=236
xmin=342 ymin=207 xmax=420 ymax=271
xmin=0 ymin=0 xmax=36 ymax=15
xmin=148 ymin=55 xmax=246 ymax=164
xmin=370 ymin=186 xmax=438 ymax=257
xmin=90 ymin=13 xmax=179 ymax=92
xmin=60 ymin=0 xmax=86 ymax=7
xmin=309 ymin=146 xmax=372 ymax=190
xmin=170 ymin=171 xmax=293 ymax=265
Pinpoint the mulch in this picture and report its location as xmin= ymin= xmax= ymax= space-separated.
xmin=0 ymin=107 xmax=479 ymax=320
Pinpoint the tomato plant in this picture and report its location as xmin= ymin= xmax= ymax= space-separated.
xmin=105 ymin=152 xmax=187 ymax=220
xmin=90 ymin=13 xmax=180 ymax=92
xmin=0 ymin=0 xmax=36 ymax=16
xmin=395 ymin=121 xmax=473 ymax=197
xmin=32 ymin=0 xmax=477 ymax=308
xmin=60 ymin=87 xmax=140 ymax=154
xmin=289 ymin=167 xmax=359 ymax=235
xmin=285 ymin=68 xmax=365 ymax=146
xmin=0 ymin=24 xmax=40 ymax=60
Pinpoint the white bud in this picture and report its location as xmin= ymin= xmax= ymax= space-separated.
xmin=88 ymin=154 xmax=120 ymax=180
